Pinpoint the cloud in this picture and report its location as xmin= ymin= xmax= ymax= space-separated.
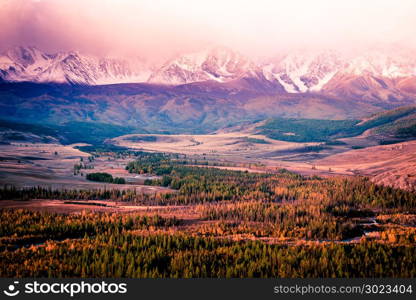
xmin=0 ymin=0 xmax=415 ymax=59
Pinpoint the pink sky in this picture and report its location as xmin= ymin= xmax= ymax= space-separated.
xmin=1 ymin=0 xmax=415 ymax=59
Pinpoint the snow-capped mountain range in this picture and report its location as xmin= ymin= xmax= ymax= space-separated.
xmin=262 ymin=48 xmax=416 ymax=94
xmin=0 ymin=46 xmax=152 ymax=85
xmin=1 ymin=45 xmax=416 ymax=99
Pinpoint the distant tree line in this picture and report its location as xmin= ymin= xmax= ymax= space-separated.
xmin=86 ymin=172 xmax=126 ymax=184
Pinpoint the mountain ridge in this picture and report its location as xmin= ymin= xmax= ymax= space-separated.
xmin=0 ymin=81 xmax=402 ymax=136
xmin=1 ymin=45 xmax=415 ymax=102
xmin=0 ymin=46 xmax=153 ymax=85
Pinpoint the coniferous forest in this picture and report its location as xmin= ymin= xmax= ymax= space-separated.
xmin=1 ymin=152 xmax=416 ymax=277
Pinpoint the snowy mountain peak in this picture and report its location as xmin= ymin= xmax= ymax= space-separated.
xmin=262 ymin=50 xmax=345 ymax=93
xmin=345 ymin=50 xmax=416 ymax=78
xmin=148 ymin=46 xmax=260 ymax=85
xmin=4 ymin=46 xmax=49 ymax=67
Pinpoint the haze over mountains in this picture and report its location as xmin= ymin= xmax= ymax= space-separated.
xmin=1 ymin=45 xmax=416 ymax=101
